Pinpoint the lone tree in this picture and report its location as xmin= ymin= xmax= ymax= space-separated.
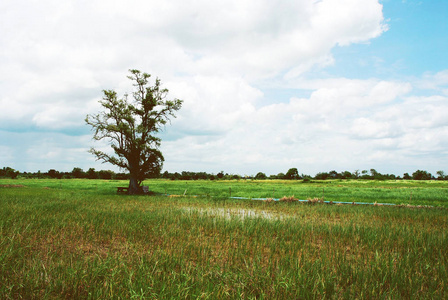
xmin=86 ymin=69 xmax=183 ymax=194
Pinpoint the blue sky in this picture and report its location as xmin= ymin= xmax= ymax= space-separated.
xmin=331 ymin=0 xmax=448 ymax=79
xmin=1 ymin=0 xmax=447 ymax=176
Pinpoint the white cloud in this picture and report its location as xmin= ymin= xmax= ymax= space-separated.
xmin=1 ymin=0 xmax=446 ymax=175
xmin=311 ymin=0 xmax=387 ymax=46
xmin=168 ymin=75 xmax=261 ymax=136
xmin=162 ymin=75 xmax=448 ymax=175
xmin=1 ymin=0 xmax=387 ymax=131
xmin=418 ymin=70 xmax=448 ymax=91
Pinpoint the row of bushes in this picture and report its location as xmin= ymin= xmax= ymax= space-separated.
xmin=0 ymin=167 xmax=128 ymax=180
xmin=254 ymin=169 xmax=446 ymax=181
xmin=1 ymin=167 xmax=447 ymax=181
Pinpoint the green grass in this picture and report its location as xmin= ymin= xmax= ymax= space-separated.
xmin=1 ymin=179 xmax=447 ymax=298
xmin=143 ymin=179 xmax=448 ymax=207
xmin=3 ymin=178 xmax=447 ymax=207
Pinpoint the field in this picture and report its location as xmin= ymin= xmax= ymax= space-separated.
xmin=1 ymin=179 xmax=447 ymax=298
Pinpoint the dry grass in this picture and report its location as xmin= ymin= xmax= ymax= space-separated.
xmin=0 ymin=184 xmax=25 ymax=188
xmin=279 ymin=196 xmax=299 ymax=202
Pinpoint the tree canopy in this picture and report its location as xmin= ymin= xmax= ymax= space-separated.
xmin=85 ymin=69 xmax=183 ymax=194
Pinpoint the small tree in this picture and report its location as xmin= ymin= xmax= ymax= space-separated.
xmin=98 ymin=170 xmax=115 ymax=180
xmin=436 ymin=170 xmax=446 ymax=180
xmin=71 ymin=167 xmax=85 ymax=179
xmin=329 ymin=170 xmax=339 ymax=179
xmin=403 ymin=173 xmax=411 ymax=180
xmin=314 ymin=172 xmax=329 ymax=180
xmin=276 ymin=172 xmax=285 ymax=179
xmin=341 ymin=171 xmax=353 ymax=179
xmin=87 ymin=168 xmax=98 ymax=179
xmin=285 ymin=168 xmax=300 ymax=180
xmin=48 ymin=169 xmax=62 ymax=179
xmin=1 ymin=167 xmax=19 ymax=179
xmin=412 ymin=170 xmax=432 ymax=180
xmin=86 ymin=70 xmax=183 ymax=194
xmin=254 ymin=172 xmax=267 ymax=180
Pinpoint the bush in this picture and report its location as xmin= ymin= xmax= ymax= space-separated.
xmin=412 ymin=170 xmax=432 ymax=180
xmin=254 ymin=172 xmax=267 ymax=180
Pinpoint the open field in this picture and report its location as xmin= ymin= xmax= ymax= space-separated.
xmin=2 ymin=178 xmax=448 ymax=207
xmin=1 ymin=179 xmax=447 ymax=298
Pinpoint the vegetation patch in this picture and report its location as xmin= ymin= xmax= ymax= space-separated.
xmin=0 ymin=184 xmax=25 ymax=188
xmin=279 ymin=195 xmax=299 ymax=202
xmin=1 ymin=179 xmax=447 ymax=298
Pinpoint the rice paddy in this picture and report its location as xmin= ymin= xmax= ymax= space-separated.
xmin=0 ymin=179 xmax=447 ymax=298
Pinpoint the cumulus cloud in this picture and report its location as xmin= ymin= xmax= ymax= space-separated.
xmin=1 ymin=0 xmax=387 ymax=131
xmin=161 ymin=76 xmax=448 ymax=175
xmin=417 ymin=70 xmax=448 ymax=92
xmin=3 ymin=1 xmax=382 ymax=121
xmin=1 ymin=0 xmax=447 ymax=175
xmin=167 ymin=75 xmax=261 ymax=136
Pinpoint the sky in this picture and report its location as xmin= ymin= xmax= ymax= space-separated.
xmin=1 ymin=0 xmax=447 ymax=177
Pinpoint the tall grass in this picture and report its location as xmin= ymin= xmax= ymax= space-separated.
xmin=1 ymin=184 xmax=447 ymax=298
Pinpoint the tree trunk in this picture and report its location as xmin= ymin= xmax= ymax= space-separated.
xmin=128 ymin=175 xmax=141 ymax=195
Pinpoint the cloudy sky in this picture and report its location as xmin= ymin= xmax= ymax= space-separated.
xmin=1 ymin=0 xmax=447 ymax=177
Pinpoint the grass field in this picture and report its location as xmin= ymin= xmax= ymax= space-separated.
xmin=1 ymin=179 xmax=447 ymax=298
xmin=3 ymin=178 xmax=448 ymax=207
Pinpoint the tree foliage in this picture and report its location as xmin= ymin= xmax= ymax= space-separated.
xmin=2 ymin=165 xmax=446 ymax=182
xmin=85 ymin=70 xmax=182 ymax=194
xmin=285 ymin=168 xmax=300 ymax=180
xmin=412 ymin=170 xmax=432 ymax=180
xmin=255 ymin=172 xmax=267 ymax=180
xmin=0 ymin=167 xmax=19 ymax=179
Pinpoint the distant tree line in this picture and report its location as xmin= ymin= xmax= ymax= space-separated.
xmin=0 ymin=167 xmax=129 ymax=180
xmin=1 ymin=166 xmax=447 ymax=181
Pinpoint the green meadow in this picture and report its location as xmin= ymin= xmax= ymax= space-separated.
xmin=1 ymin=179 xmax=447 ymax=298
xmin=3 ymin=178 xmax=448 ymax=206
